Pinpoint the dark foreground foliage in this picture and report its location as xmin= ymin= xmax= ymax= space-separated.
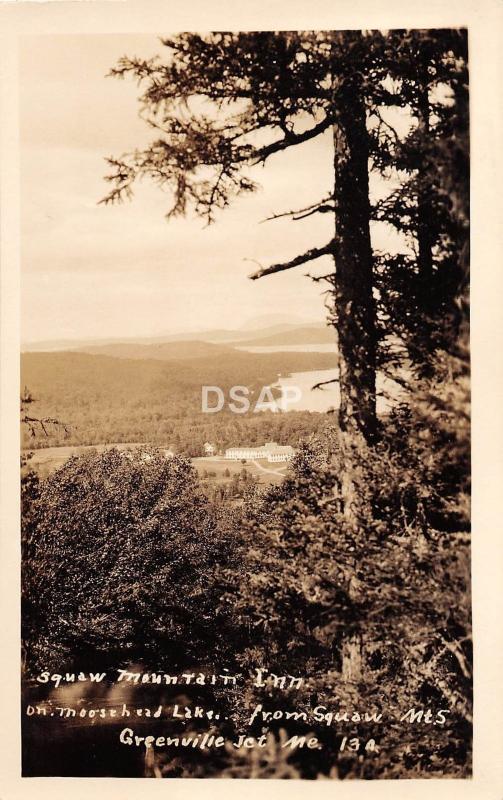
xmin=22 ymin=345 xmax=470 ymax=778
xmin=22 ymin=449 xmax=237 ymax=673
xmin=216 ymin=351 xmax=471 ymax=778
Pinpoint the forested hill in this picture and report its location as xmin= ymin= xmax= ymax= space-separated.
xmin=71 ymin=340 xmax=234 ymax=361
xmin=21 ymin=350 xmax=336 ymax=453
xmin=72 ymin=331 xmax=336 ymax=360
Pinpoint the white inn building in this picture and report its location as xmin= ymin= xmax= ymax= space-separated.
xmin=225 ymin=441 xmax=295 ymax=463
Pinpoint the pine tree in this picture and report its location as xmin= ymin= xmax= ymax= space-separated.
xmin=101 ymin=31 xmax=381 ymax=442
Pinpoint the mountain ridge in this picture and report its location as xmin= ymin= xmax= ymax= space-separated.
xmin=22 ymin=322 xmax=331 ymax=354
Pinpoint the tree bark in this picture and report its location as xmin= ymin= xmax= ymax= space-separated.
xmin=331 ymin=74 xmax=377 ymax=446
xmin=329 ymin=67 xmax=375 ymax=680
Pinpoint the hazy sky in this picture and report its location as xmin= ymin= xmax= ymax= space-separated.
xmin=20 ymin=34 xmax=404 ymax=345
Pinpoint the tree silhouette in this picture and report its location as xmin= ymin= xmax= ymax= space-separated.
xmin=99 ymin=30 xmax=470 ymax=686
xmin=101 ymin=29 xmax=468 ymax=448
xmin=101 ymin=31 xmax=385 ymax=443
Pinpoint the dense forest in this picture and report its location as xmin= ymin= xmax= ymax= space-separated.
xmin=21 ymin=349 xmax=334 ymax=454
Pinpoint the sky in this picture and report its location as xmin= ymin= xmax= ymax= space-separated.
xmin=20 ymin=34 xmax=405 ymax=345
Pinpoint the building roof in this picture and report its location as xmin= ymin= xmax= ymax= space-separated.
xmin=225 ymin=443 xmax=294 ymax=454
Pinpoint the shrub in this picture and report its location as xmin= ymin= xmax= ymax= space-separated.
xmin=218 ymin=349 xmax=471 ymax=777
xmin=22 ymin=448 xmax=234 ymax=673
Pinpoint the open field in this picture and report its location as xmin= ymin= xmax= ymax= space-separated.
xmin=192 ymin=455 xmax=287 ymax=485
xmin=23 ymin=443 xmax=153 ymax=480
xmin=24 ymin=444 xmax=288 ymax=485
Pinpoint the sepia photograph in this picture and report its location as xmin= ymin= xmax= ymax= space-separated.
xmin=13 ymin=23 xmax=473 ymax=781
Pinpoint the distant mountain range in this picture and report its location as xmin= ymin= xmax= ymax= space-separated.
xmin=232 ymin=326 xmax=337 ymax=348
xmin=23 ymin=321 xmax=336 ymax=354
xmin=236 ymin=313 xmax=314 ymax=331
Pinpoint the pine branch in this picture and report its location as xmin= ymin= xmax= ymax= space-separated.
xmin=248 ymin=241 xmax=334 ymax=280
xmin=21 ymin=415 xmax=69 ymax=438
xmin=260 ymin=196 xmax=334 ymax=224
xmin=312 ymin=377 xmax=339 ymax=391
xmin=253 ymin=116 xmax=333 ymax=164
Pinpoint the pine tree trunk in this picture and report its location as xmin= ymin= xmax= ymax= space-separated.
xmin=328 ymin=56 xmax=376 ymax=685
xmin=331 ymin=75 xmax=376 ymax=446
xmin=329 ymin=67 xmax=375 ymax=680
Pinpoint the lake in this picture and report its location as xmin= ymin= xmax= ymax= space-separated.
xmin=235 ymin=344 xmax=404 ymax=414
xmin=270 ymin=369 xmax=404 ymax=414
